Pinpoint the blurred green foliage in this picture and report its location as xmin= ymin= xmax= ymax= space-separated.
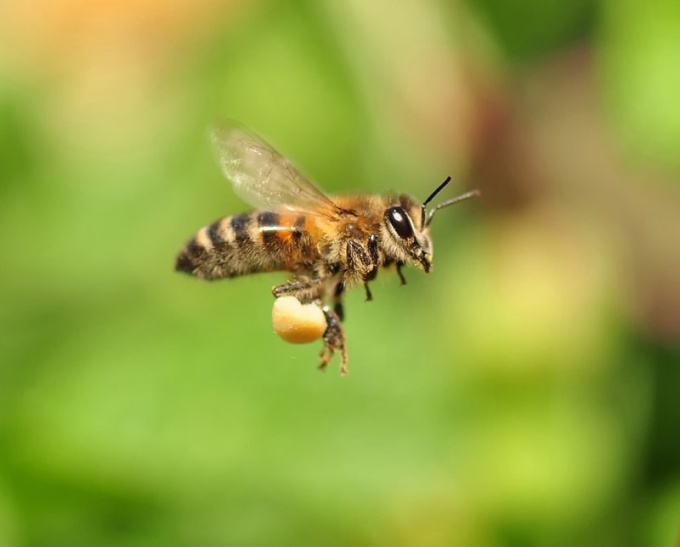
xmin=0 ymin=0 xmax=678 ymax=546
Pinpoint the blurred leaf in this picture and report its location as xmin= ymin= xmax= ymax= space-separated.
xmin=601 ymin=0 xmax=680 ymax=170
xmin=469 ymin=0 xmax=595 ymax=61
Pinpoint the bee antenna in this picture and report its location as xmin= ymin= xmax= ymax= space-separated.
xmin=421 ymin=176 xmax=452 ymax=227
xmin=426 ymin=189 xmax=481 ymax=227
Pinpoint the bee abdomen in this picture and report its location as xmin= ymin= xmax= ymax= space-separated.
xmin=175 ymin=211 xmax=310 ymax=280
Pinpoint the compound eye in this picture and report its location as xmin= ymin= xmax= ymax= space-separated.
xmin=386 ymin=207 xmax=414 ymax=240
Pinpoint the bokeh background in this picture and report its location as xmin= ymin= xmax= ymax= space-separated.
xmin=1 ymin=0 xmax=679 ymax=545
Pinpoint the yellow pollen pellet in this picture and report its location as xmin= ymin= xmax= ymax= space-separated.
xmin=272 ymin=296 xmax=327 ymax=344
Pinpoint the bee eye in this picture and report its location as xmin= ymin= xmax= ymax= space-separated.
xmin=386 ymin=207 xmax=414 ymax=240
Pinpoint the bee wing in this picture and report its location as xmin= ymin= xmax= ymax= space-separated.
xmin=212 ymin=124 xmax=343 ymax=218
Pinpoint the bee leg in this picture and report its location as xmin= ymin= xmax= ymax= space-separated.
xmin=363 ymin=246 xmax=378 ymax=303
xmin=318 ymin=347 xmax=331 ymax=372
xmin=396 ymin=262 xmax=407 ymax=286
xmin=320 ymin=305 xmax=348 ymax=375
xmin=272 ymin=277 xmax=326 ymax=301
xmin=346 ymin=240 xmax=373 ymax=276
xmin=368 ymin=234 xmax=379 ymax=267
xmin=346 ymin=239 xmax=378 ymax=303
xmin=332 ymin=281 xmax=345 ymax=322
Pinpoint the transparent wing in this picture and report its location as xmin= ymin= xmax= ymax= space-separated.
xmin=212 ymin=124 xmax=342 ymax=217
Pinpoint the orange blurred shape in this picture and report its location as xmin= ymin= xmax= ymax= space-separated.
xmin=0 ymin=0 xmax=248 ymax=77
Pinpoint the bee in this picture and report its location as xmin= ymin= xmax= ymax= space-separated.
xmin=175 ymin=125 xmax=479 ymax=374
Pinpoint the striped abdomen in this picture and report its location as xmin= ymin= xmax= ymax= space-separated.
xmin=175 ymin=211 xmax=319 ymax=280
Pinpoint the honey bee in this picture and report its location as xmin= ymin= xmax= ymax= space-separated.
xmin=176 ymin=125 xmax=479 ymax=374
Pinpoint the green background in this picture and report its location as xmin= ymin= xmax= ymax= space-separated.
xmin=1 ymin=0 xmax=679 ymax=545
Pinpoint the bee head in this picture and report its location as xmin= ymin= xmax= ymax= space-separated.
xmin=383 ymin=200 xmax=433 ymax=272
xmin=382 ymin=177 xmax=480 ymax=273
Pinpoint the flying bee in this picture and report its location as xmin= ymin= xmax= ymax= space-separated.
xmin=175 ymin=124 xmax=480 ymax=374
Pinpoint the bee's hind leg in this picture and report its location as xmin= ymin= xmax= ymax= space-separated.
xmin=273 ymin=276 xmax=326 ymax=302
xmin=319 ymin=304 xmax=348 ymax=375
